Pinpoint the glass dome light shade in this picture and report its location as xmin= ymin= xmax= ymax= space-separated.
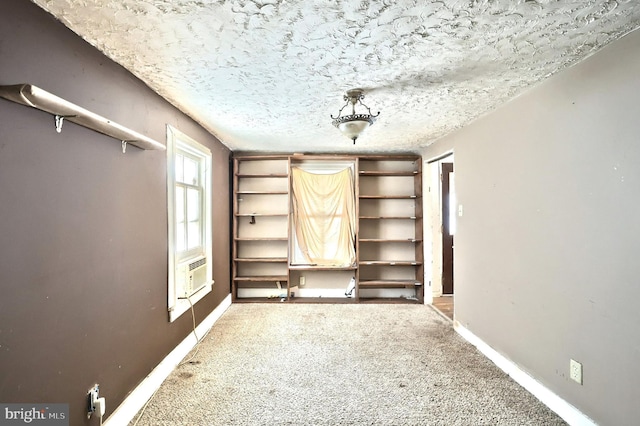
xmin=332 ymin=114 xmax=376 ymax=142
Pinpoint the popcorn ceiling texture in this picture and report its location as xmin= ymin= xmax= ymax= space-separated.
xmin=32 ymin=0 xmax=640 ymax=152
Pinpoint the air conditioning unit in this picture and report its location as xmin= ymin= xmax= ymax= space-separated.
xmin=176 ymin=257 xmax=208 ymax=297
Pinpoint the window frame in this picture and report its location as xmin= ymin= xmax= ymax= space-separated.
xmin=166 ymin=125 xmax=213 ymax=322
xmin=174 ymin=149 xmax=205 ymax=261
xmin=289 ymin=160 xmax=356 ymax=267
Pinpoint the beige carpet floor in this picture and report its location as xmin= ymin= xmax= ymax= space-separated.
xmin=130 ymin=303 xmax=566 ymax=425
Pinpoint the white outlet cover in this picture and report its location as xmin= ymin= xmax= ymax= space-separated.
xmin=570 ymin=359 xmax=583 ymax=384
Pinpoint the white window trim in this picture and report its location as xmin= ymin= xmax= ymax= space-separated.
xmin=167 ymin=125 xmax=213 ymax=322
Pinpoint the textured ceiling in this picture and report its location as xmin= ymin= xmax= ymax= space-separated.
xmin=32 ymin=0 xmax=640 ymax=153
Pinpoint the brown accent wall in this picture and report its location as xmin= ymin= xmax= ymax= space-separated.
xmin=0 ymin=1 xmax=230 ymax=425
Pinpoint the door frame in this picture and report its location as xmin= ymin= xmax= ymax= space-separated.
xmin=441 ymin=162 xmax=454 ymax=295
xmin=424 ymin=152 xmax=454 ymax=299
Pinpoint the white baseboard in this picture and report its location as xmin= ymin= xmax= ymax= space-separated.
xmin=104 ymin=294 xmax=232 ymax=426
xmin=453 ymin=321 xmax=597 ymax=426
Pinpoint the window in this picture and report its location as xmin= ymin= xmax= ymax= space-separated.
xmin=290 ymin=160 xmax=356 ymax=267
xmin=167 ymin=126 xmax=213 ymax=322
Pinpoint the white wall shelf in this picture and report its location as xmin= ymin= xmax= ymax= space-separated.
xmin=0 ymin=84 xmax=165 ymax=151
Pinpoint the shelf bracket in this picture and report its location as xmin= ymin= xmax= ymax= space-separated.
xmin=54 ymin=114 xmax=77 ymax=133
xmin=54 ymin=115 xmax=64 ymax=133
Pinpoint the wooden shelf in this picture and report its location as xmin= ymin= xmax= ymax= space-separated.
xmin=237 ymin=190 xmax=288 ymax=195
xmin=359 ymin=216 xmax=418 ymax=220
xmin=359 ymin=170 xmax=420 ymax=176
xmin=234 ymin=237 xmax=288 ymax=241
xmin=357 ymin=297 xmax=422 ymax=304
xmin=235 ymin=173 xmax=288 ymax=178
xmin=289 ymin=265 xmax=357 ymax=271
xmin=233 ymin=276 xmax=288 ymax=282
xmin=235 ymin=213 xmax=288 ymax=217
xmin=234 ymin=257 xmax=288 ymax=263
xmin=359 ymin=280 xmax=422 ymax=288
xmin=288 ymin=297 xmax=356 ymax=304
xmin=359 ymin=194 xmax=418 ymax=199
xmin=233 ymin=297 xmax=288 ymax=303
xmin=359 ymin=261 xmax=422 ymax=266
xmin=359 ymin=238 xmax=422 ymax=243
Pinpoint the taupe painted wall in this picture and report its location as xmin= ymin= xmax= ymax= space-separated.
xmin=0 ymin=1 xmax=230 ymax=425
xmin=423 ymin=29 xmax=640 ymax=425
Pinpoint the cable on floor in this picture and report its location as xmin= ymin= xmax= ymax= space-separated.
xmin=131 ymin=295 xmax=211 ymax=425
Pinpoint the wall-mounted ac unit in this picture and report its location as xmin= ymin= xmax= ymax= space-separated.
xmin=176 ymin=256 xmax=208 ymax=297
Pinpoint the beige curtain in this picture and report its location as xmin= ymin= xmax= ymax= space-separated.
xmin=290 ymin=166 xmax=356 ymax=266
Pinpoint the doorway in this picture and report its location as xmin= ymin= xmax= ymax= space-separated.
xmin=426 ymin=154 xmax=454 ymax=320
xmin=441 ymin=162 xmax=454 ymax=295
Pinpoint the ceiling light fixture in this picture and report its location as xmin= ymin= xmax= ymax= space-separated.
xmin=331 ymin=88 xmax=379 ymax=144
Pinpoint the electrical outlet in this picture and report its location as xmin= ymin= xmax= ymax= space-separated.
xmin=87 ymin=384 xmax=99 ymax=419
xmin=299 ymin=276 xmax=305 ymax=286
xmin=570 ymin=359 xmax=583 ymax=384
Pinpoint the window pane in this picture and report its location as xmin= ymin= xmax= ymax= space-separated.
xmin=175 ymin=154 xmax=184 ymax=183
xmin=176 ymin=186 xmax=186 ymax=252
xmin=187 ymin=188 xmax=200 ymax=222
xmin=176 ymin=186 xmax=185 ymax=223
xmin=184 ymin=157 xmax=198 ymax=185
xmin=187 ymin=221 xmax=201 ymax=250
xmin=176 ymin=221 xmax=186 ymax=252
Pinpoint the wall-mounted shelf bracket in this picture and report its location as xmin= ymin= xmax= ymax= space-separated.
xmin=0 ymin=84 xmax=165 ymax=151
xmin=55 ymin=115 xmax=67 ymax=133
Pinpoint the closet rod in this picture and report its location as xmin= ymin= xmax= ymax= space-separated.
xmin=0 ymin=84 xmax=165 ymax=151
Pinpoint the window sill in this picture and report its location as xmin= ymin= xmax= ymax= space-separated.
xmin=169 ymin=281 xmax=213 ymax=322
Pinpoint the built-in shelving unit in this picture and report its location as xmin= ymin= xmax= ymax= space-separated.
xmin=232 ymin=154 xmax=423 ymax=303
xmin=232 ymin=156 xmax=290 ymax=301
xmin=357 ymin=155 xmax=423 ymax=303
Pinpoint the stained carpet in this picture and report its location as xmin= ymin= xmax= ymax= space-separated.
xmin=130 ymin=303 xmax=566 ymax=425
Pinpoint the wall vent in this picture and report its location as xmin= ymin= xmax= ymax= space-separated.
xmin=189 ymin=257 xmax=206 ymax=271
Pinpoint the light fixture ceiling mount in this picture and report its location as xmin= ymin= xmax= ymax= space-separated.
xmin=331 ymin=88 xmax=379 ymax=144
